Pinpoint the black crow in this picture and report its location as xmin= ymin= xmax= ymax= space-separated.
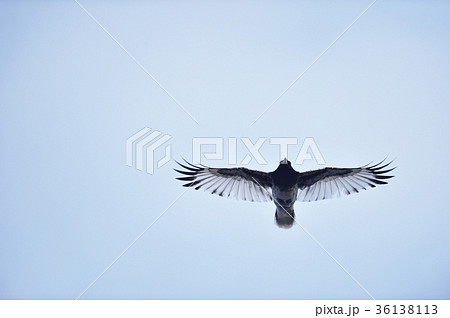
xmin=175 ymin=158 xmax=395 ymax=229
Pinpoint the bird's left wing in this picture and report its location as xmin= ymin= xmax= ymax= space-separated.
xmin=297 ymin=160 xmax=395 ymax=202
xmin=175 ymin=161 xmax=273 ymax=202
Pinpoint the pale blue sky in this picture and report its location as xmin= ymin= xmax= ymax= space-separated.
xmin=1 ymin=1 xmax=449 ymax=299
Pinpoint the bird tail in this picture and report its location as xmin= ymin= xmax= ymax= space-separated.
xmin=275 ymin=208 xmax=295 ymax=229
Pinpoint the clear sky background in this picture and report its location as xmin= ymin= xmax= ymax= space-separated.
xmin=1 ymin=1 xmax=449 ymax=299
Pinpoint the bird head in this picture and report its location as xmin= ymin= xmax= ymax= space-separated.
xmin=280 ymin=158 xmax=291 ymax=165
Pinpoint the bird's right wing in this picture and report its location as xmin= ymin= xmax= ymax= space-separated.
xmin=175 ymin=161 xmax=273 ymax=202
xmin=297 ymin=160 xmax=395 ymax=202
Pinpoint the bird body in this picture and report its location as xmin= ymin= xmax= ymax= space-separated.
xmin=175 ymin=158 xmax=395 ymax=229
xmin=269 ymin=160 xmax=299 ymax=227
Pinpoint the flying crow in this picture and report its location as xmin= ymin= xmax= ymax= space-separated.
xmin=175 ymin=158 xmax=395 ymax=229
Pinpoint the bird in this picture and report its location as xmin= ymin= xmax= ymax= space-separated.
xmin=175 ymin=158 xmax=395 ymax=229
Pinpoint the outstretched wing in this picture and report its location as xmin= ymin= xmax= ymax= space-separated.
xmin=297 ymin=160 xmax=395 ymax=202
xmin=175 ymin=161 xmax=273 ymax=202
